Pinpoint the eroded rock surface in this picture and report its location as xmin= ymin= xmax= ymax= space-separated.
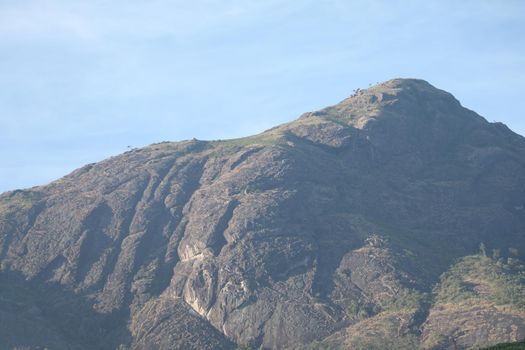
xmin=1 ymin=79 xmax=525 ymax=349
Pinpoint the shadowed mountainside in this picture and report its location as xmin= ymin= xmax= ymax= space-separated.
xmin=1 ymin=79 xmax=525 ymax=349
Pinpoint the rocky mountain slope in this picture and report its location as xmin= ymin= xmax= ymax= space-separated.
xmin=1 ymin=79 xmax=525 ymax=349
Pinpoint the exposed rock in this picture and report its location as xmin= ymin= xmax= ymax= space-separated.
xmin=1 ymin=79 xmax=525 ymax=349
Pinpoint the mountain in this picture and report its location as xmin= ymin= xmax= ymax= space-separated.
xmin=1 ymin=79 xmax=525 ymax=350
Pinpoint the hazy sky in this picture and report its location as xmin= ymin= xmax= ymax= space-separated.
xmin=1 ymin=0 xmax=524 ymax=192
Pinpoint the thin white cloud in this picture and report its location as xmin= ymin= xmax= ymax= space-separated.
xmin=0 ymin=0 xmax=317 ymax=43
xmin=0 ymin=1 xmax=96 ymax=41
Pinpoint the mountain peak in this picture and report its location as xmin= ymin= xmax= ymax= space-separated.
xmin=370 ymin=78 xmax=458 ymax=101
xmin=379 ymin=77 xmax=434 ymax=88
xmin=2 ymin=77 xmax=525 ymax=350
xmin=346 ymin=77 xmax=458 ymax=107
xmin=304 ymin=78 xmax=465 ymax=129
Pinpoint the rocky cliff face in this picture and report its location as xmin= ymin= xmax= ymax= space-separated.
xmin=1 ymin=79 xmax=525 ymax=349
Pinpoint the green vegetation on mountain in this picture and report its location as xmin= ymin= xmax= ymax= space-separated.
xmin=481 ymin=340 xmax=525 ymax=349
xmin=434 ymin=253 xmax=525 ymax=308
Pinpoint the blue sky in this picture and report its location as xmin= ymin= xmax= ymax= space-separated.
xmin=1 ymin=0 xmax=524 ymax=192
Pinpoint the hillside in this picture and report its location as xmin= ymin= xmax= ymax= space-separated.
xmin=1 ymin=79 xmax=525 ymax=349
